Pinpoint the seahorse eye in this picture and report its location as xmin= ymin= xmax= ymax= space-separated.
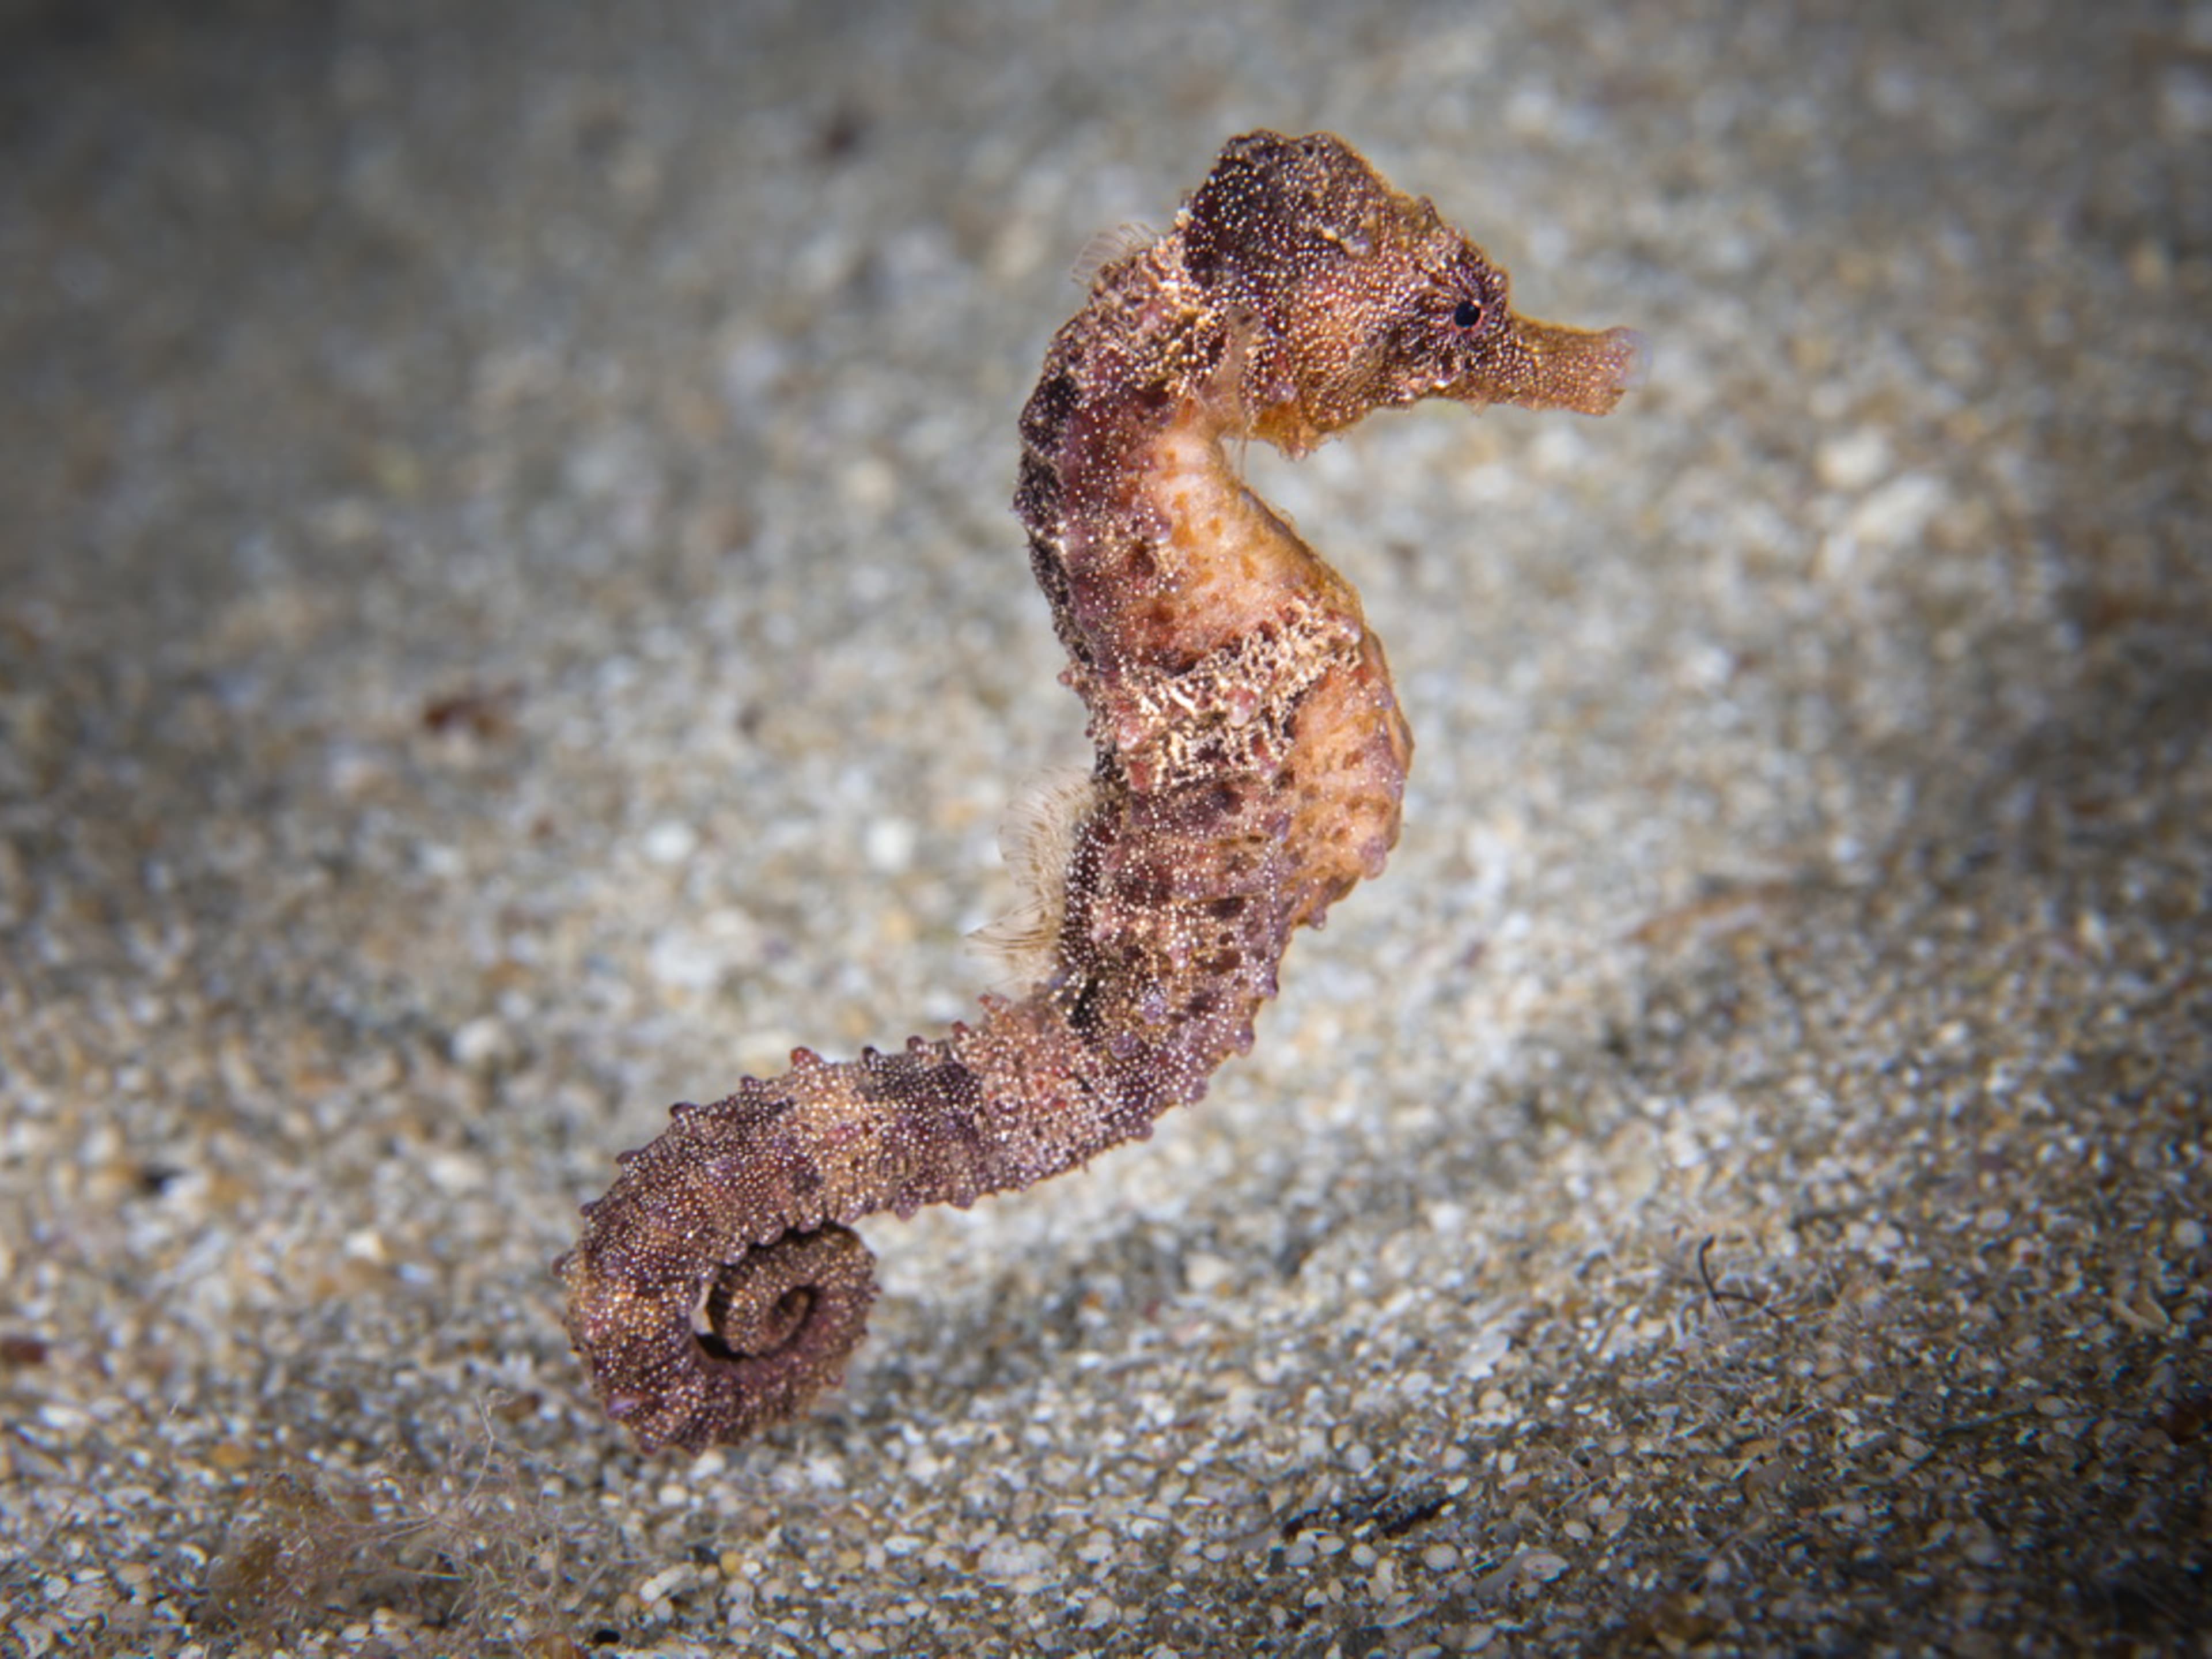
xmin=1452 ymin=298 xmax=1483 ymax=329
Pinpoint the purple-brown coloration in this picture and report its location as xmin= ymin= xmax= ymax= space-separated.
xmin=557 ymin=132 xmax=1640 ymax=1453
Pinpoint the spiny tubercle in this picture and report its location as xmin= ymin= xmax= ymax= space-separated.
xmin=556 ymin=131 xmax=1640 ymax=1453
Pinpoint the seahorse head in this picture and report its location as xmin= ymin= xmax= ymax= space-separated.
xmin=1180 ymin=130 xmax=1643 ymax=454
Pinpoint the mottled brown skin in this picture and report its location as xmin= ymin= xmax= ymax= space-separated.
xmin=557 ymin=131 xmax=1641 ymax=1453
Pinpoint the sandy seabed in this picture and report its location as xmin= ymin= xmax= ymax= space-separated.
xmin=2 ymin=2 xmax=2206 ymax=1654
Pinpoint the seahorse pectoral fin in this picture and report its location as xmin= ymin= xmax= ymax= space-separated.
xmin=1450 ymin=316 xmax=1646 ymax=419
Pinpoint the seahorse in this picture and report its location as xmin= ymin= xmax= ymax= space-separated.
xmin=556 ymin=131 xmax=1641 ymax=1453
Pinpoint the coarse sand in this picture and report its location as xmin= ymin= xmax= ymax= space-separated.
xmin=2 ymin=2 xmax=2206 ymax=1653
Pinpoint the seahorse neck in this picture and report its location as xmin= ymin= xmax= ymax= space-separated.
xmin=1013 ymin=240 xmax=1247 ymax=669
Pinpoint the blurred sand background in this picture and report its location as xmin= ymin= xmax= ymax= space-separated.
xmin=2 ymin=1 xmax=2207 ymax=1653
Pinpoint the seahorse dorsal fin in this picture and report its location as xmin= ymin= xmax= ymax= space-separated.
xmin=969 ymin=767 xmax=1101 ymax=987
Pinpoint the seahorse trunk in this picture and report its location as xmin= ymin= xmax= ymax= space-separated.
xmin=558 ymin=131 xmax=1637 ymax=1453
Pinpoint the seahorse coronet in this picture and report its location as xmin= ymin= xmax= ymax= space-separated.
xmin=556 ymin=130 xmax=1637 ymax=1454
